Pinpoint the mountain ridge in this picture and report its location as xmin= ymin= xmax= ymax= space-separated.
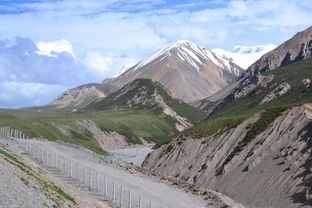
xmin=48 ymin=40 xmax=243 ymax=109
xmin=83 ymin=78 xmax=206 ymax=132
xmin=247 ymin=26 xmax=312 ymax=75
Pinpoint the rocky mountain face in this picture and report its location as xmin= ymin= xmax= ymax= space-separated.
xmin=101 ymin=40 xmax=243 ymax=103
xmin=143 ymin=104 xmax=312 ymax=208
xmin=247 ymin=26 xmax=312 ymax=75
xmin=48 ymin=40 xmax=243 ymax=109
xmin=46 ymin=83 xmax=112 ymax=110
xmin=84 ymin=78 xmax=205 ymax=132
xmin=142 ymin=36 xmax=312 ymax=207
xmin=195 ymin=26 xmax=312 ymax=114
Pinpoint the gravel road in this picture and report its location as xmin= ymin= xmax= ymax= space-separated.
xmin=32 ymin=139 xmax=206 ymax=208
xmin=1 ymin=136 xmax=244 ymax=208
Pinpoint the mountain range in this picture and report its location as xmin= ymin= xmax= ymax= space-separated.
xmin=48 ymin=40 xmax=243 ymax=109
xmin=142 ymin=26 xmax=312 ymax=208
xmin=1 ymin=24 xmax=312 ymax=208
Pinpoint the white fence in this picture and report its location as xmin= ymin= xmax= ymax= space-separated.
xmin=0 ymin=126 xmax=154 ymax=208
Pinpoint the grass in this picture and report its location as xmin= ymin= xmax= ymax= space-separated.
xmin=183 ymin=115 xmax=247 ymax=139
xmin=0 ymin=79 xmax=207 ymax=151
xmin=84 ymin=78 xmax=206 ymax=124
xmin=179 ymin=58 xmax=312 ymax=145
xmin=51 ymin=185 xmax=76 ymax=203
xmin=20 ymin=177 xmax=30 ymax=186
xmin=166 ymin=144 xmax=174 ymax=153
xmin=215 ymin=58 xmax=312 ymax=118
xmin=0 ymin=108 xmax=183 ymax=154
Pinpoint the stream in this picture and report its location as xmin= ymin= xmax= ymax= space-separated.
xmin=108 ymin=146 xmax=153 ymax=166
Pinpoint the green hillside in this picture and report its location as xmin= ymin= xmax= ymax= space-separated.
xmin=84 ymin=78 xmax=205 ymax=124
xmin=0 ymin=79 xmax=206 ymax=154
xmin=183 ymin=58 xmax=312 ymax=139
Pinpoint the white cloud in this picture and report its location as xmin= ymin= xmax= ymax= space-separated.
xmin=84 ymin=52 xmax=138 ymax=76
xmin=212 ymin=44 xmax=277 ymax=69
xmin=113 ymin=59 xmax=138 ymax=77
xmin=84 ymin=52 xmax=114 ymax=75
xmin=0 ymin=81 xmax=68 ymax=108
xmin=36 ymin=39 xmax=75 ymax=57
xmin=0 ymin=0 xmax=311 ymax=107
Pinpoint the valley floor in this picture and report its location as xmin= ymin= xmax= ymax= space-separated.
xmin=0 ymin=136 xmax=244 ymax=208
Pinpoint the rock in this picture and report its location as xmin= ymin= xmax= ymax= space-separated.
xmin=234 ymin=74 xmax=274 ymax=99
xmin=301 ymin=78 xmax=311 ymax=88
xmin=260 ymin=82 xmax=291 ymax=104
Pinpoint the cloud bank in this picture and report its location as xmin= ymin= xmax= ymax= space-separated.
xmin=0 ymin=0 xmax=311 ymax=107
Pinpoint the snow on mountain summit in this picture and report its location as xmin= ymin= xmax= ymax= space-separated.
xmin=212 ymin=44 xmax=277 ymax=69
xmin=101 ymin=40 xmax=243 ymax=103
xmin=136 ymin=40 xmax=241 ymax=75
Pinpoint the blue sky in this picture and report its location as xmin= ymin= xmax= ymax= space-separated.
xmin=0 ymin=0 xmax=311 ymax=108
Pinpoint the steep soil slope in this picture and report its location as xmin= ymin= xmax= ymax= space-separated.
xmin=143 ymin=105 xmax=312 ymax=208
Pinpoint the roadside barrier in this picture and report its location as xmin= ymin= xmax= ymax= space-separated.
xmin=0 ymin=126 xmax=155 ymax=208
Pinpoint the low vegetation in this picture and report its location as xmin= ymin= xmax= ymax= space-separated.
xmin=0 ymin=108 xmax=183 ymax=154
xmin=183 ymin=115 xmax=247 ymax=139
xmin=216 ymin=58 xmax=312 ymax=118
xmin=0 ymin=79 xmax=207 ymax=153
xmin=183 ymin=58 xmax=312 ymax=142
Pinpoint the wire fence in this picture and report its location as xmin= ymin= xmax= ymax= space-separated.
xmin=0 ymin=126 xmax=155 ymax=208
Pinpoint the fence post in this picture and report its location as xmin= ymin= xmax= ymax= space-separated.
xmin=70 ymin=159 xmax=73 ymax=178
xmin=55 ymin=153 xmax=57 ymax=168
xmin=105 ymin=175 xmax=107 ymax=197
xmin=120 ymin=184 xmax=123 ymax=208
xmin=128 ymin=189 xmax=132 ymax=208
xmin=139 ymin=196 xmax=142 ymax=208
xmin=89 ymin=168 xmax=92 ymax=188
xmin=61 ymin=157 xmax=63 ymax=173
xmin=96 ymin=171 xmax=100 ymax=191
xmin=113 ymin=179 xmax=115 ymax=201
xmin=84 ymin=166 xmax=87 ymax=185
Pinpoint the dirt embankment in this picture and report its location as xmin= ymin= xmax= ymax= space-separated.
xmin=143 ymin=105 xmax=312 ymax=208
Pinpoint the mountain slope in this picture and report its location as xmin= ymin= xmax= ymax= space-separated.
xmin=46 ymin=83 xmax=116 ymax=110
xmin=84 ymin=78 xmax=206 ymax=131
xmin=247 ymin=26 xmax=312 ymax=75
xmin=195 ymin=26 xmax=312 ymax=114
xmin=47 ymin=40 xmax=242 ymax=109
xmin=142 ymin=57 xmax=312 ymax=208
xmin=101 ymin=40 xmax=243 ymax=103
xmin=143 ymin=105 xmax=312 ymax=208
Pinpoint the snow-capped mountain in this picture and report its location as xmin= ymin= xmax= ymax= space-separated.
xmin=102 ymin=40 xmax=243 ymax=102
xmin=212 ymin=44 xmax=277 ymax=69
xmin=49 ymin=40 xmax=243 ymax=107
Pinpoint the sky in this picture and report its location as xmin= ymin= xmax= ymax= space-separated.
xmin=0 ymin=0 xmax=311 ymax=108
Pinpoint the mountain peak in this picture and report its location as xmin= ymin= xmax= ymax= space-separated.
xmin=247 ymin=25 xmax=312 ymax=74
xmin=168 ymin=40 xmax=197 ymax=48
xmin=136 ymin=40 xmax=200 ymax=68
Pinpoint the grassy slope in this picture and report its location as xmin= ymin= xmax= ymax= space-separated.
xmin=184 ymin=58 xmax=312 ymax=139
xmin=84 ymin=78 xmax=206 ymax=124
xmin=0 ymin=109 xmax=181 ymax=154
xmin=0 ymin=79 xmax=207 ymax=154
